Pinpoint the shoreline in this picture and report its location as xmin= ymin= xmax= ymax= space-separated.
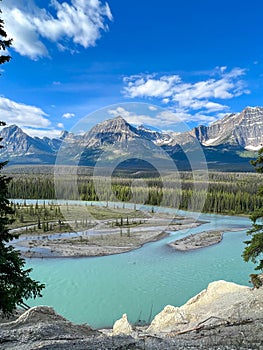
xmin=168 ymin=227 xmax=249 ymax=252
xmin=19 ymin=231 xmax=170 ymax=259
xmin=10 ymin=200 xmax=250 ymax=258
xmin=14 ymin=217 xmax=204 ymax=259
xmin=13 ymin=221 xmax=248 ymax=258
xmin=168 ymin=230 xmax=224 ymax=251
xmin=1 ymin=281 xmax=263 ymax=349
xmin=10 ymin=198 xmax=251 ymax=218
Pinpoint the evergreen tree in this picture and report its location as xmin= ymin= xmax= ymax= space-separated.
xmin=0 ymin=6 xmax=12 ymax=66
xmin=242 ymin=148 xmax=263 ymax=271
xmin=0 ymin=4 xmax=45 ymax=315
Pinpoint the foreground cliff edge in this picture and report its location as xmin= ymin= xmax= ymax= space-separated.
xmin=0 ymin=280 xmax=262 ymax=350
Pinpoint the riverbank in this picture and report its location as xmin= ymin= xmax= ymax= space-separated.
xmin=10 ymin=201 xmax=250 ymax=258
xmin=18 ymin=229 xmax=169 ymax=258
xmin=168 ymin=227 xmax=248 ymax=251
xmin=1 ymin=280 xmax=262 ymax=350
xmin=14 ymin=213 xmax=204 ymax=258
xmin=168 ymin=230 xmax=224 ymax=251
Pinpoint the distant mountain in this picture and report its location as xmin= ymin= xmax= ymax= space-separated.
xmin=0 ymin=125 xmax=62 ymax=164
xmin=82 ymin=116 xmax=138 ymax=147
xmin=76 ymin=116 xmax=175 ymax=168
xmin=0 ymin=107 xmax=261 ymax=171
xmin=192 ymin=107 xmax=263 ymax=150
xmin=81 ymin=116 xmax=173 ymax=147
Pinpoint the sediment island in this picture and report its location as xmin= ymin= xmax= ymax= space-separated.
xmin=11 ymin=203 xmax=246 ymax=258
xmin=12 ymin=204 xmax=204 ymax=258
xmin=168 ymin=230 xmax=224 ymax=251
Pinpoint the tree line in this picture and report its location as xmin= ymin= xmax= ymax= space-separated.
xmin=7 ymin=171 xmax=263 ymax=215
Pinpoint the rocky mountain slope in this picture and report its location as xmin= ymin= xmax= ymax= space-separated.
xmin=0 ymin=125 xmax=62 ymax=164
xmin=192 ymin=106 xmax=263 ymax=150
xmin=79 ymin=115 xmax=173 ymax=148
xmin=0 ymin=280 xmax=262 ymax=349
xmin=0 ymin=107 xmax=261 ymax=170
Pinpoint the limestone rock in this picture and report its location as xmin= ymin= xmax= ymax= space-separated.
xmin=1 ymin=281 xmax=263 ymax=349
xmin=10 ymin=306 xmax=68 ymax=325
xmin=112 ymin=313 xmax=132 ymax=336
xmin=147 ymin=305 xmax=188 ymax=334
xmin=147 ymin=280 xmax=263 ymax=334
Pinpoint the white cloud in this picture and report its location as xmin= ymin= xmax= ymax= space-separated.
xmin=108 ymin=107 xmax=154 ymax=126
xmin=0 ymin=97 xmax=50 ymax=128
xmin=107 ymin=105 xmax=221 ymax=129
xmin=22 ymin=127 xmax=62 ymax=139
xmin=62 ymin=112 xmax=75 ymax=119
xmin=0 ymin=96 xmax=68 ymax=139
xmin=203 ymin=101 xmax=228 ymax=112
xmin=148 ymin=105 xmax=158 ymax=111
xmin=219 ymin=66 xmax=227 ymax=73
xmin=57 ymin=122 xmax=64 ymax=128
xmin=2 ymin=0 xmax=113 ymax=59
xmin=123 ymin=74 xmax=181 ymax=99
xmin=0 ymin=48 xmax=11 ymax=57
xmin=155 ymin=110 xmax=217 ymax=125
xmin=124 ymin=68 xmax=247 ymax=104
xmin=122 ymin=67 xmax=249 ymax=125
xmin=108 ymin=106 xmax=185 ymax=128
xmin=108 ymin=107 xmax=131 ymax=119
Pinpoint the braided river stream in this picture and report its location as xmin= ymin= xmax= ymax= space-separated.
xmin=19 ymin=200 xmax=254 ymax=329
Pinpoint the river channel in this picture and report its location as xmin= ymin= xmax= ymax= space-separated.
xmin=14 ymin=200 xmax=254 ymax=329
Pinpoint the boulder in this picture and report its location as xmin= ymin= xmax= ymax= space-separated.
xmin=112 ymin=313 xmax=133 ymax=336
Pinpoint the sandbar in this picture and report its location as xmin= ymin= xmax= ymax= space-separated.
xmin=168 ymin=230 xmax=224 ymax=251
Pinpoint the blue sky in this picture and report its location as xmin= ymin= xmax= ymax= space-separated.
xmin=1 ymin=0 xmax=263 ymax=137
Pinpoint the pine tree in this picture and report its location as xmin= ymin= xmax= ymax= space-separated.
xmin=0 ymin=4 xmax=45 ymax=315
xmin=242 ymin=148 xmax=263 ymax=271
xmin=0 ymin=6 xmax=12 ymax=66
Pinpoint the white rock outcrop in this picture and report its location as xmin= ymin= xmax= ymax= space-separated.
xmin=147 ymin=280 xmax=263 ymax=334
xmin=112 ymin=313 xmax=133 ymax=336
xmin=1 ymin=281 xmax=263 ymax=349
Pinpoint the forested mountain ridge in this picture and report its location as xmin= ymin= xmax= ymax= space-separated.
xmin=0 ymin=107 xmax=261 ymax=170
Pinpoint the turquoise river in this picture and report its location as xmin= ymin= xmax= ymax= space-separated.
xmin=18 ymin=200 xmax=254 ymax=329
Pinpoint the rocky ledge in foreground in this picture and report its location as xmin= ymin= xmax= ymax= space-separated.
xmin=0 ymin=280 xmax=262 ymax=350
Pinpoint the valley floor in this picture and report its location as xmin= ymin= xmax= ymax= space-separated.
xmin=11 ymin=202 xmax=249 ymax=258
xmin=14 ymin=214 xmax=204 ymax=258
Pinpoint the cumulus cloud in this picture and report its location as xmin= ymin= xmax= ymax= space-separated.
xmin=108 ymin=106 xmax=156 ymax=126
xmin=62 ymin=112 xmax=75 ymax=119
xmin=22 ymin=127 xmax=62 ymax=139
xmin=0 ymin=97 xmax=65 ymax=139
xmin=57 ymin=122 xmax=64 ymax=128
xmin=2 ymin=0 xmax=113 ymax=59
xmin=123 ymin=67 xmax=250 ymax=125
xmin=0 ymin=96 xmax=51 ymax=128
xmin=108 ymin=106 xmax=189 ymax=129
xmin=148 ymin=105 xmax=158 ymax=111
xmin=124 ymin=74 xmax=181 ymax=99
xmin=108 ymin=107 xmax=131 ymax=120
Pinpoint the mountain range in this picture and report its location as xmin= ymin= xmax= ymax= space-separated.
xmin=0 ymin=106 xmax=262 ymax=171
